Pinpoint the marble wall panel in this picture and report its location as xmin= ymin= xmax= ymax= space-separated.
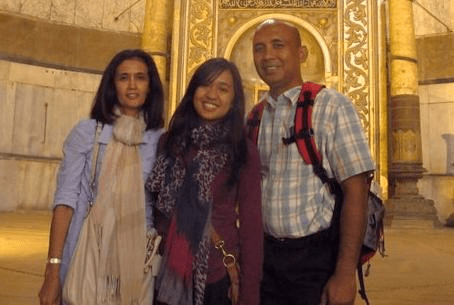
xmin=419 ymin=83 xmax=454 ymax=174
xmin=419 ymin=175 xmax=454 ymax=223
xmin=0 ymin=80 xmax=15 ymax=152
xmin=0 ymin=12 xmax=141 ymax=71
xmin=2 ymin=62 xmax=100 ymax=156
xmin=54 ymin=70 xmax=82 ymax=91
xmin=7 ymin=61 xmax=100 ymax=94
xmin=0 ymin=0 xmax=145 ymax=33
xmin=414 ymin=0 xmax=453 ymax=36
xmin=78 ymin=73 xmax=101 ymax=93
xmin=20 ymin=0 xmax=52 ymax=20
xmin=51 ymin=0 xmax=76 ymax=24
xmin=0 ymin=160 xmax=19 ymax=211
xmin=12 ymin=84 xmax=51 ymax=156
xmin=9 ymin=62 xmax=56 ymax=88
xmin=428 ymin=102 xmax=454 ymax=173
xmin=419 ymin=88 xmax=431 ymax=169
xmin=45 ymin=88 xmax=88 ymax=157
xmin=103 ymin=0 xmax=131 ymax=32
xmin=16 ymin=160 xmax=59 ymax=210
xmin=130 ymin=0 xmax=146 ymax=33
xmin=0 ymin=60 xmax=101 ymax=210
xmin=54 ymin=69 xmax=101 ymax=92
xmin=417 ymin=33 xmax=454 ymax=82
xmin=0 ymin=60 xmax=10 ymax=80
xmin=78 ymin=90 xmax=96 ymax=118
xmin=0 ymin=0 xmax=19 ymax=12
xmin=75 ymin=0 xmax=104 ymax=28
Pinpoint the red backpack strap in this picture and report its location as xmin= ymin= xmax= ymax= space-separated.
xmin=246 ymin=99 xmax=267 ymax=144
xmin=283 ymin=82 xmax=324 ymax=164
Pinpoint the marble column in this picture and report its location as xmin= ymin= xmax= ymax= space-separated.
xmin=387 ymin=0 xmax=438 ymax=227
xmin=141 ymin=0 xmax=172 ymax=120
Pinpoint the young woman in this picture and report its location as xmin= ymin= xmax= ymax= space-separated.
xmin=147 ymin=58 xmax=263 ymax=305
xmin=39 ymin=49 xmax=165 ymax=305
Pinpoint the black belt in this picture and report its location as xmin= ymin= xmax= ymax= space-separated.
xmin=265 ymin=227 xmax=336 ymax=248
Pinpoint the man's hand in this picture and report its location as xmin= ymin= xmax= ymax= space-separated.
xmin=319 ymin=172 xmax=370 ymax=305
xmin=320 ymin=272 xmax=356 ymax=305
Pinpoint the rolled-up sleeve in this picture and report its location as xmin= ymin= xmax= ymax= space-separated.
xmin=53 ymin=120 xmax=95 ymax=210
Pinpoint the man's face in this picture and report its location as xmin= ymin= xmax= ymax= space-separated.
xmin=253 ymin=22 xmax=306 ymax=97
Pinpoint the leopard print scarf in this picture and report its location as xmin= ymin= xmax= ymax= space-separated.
xmin=146 ymin=122 xmax=231 ymax=305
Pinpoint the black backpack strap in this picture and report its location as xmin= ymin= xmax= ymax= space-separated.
xmin=357 ymin=262 xmax=371 ymax=305
xmin=246 ymin=100 xmax=267 ymax=144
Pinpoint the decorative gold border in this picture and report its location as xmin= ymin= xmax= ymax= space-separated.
xmin=218 ymin=0 xmax=336 ymax=9
xmin=187 ymin=0 xmax=215 ymax=77
xmin=342 ymin=0 xmax=370 ymax=130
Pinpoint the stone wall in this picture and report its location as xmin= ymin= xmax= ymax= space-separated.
xmin=0 ymin=12 xmax=141 ymax=72
xmin=413 ymin=0 xmax=454 ymax=36
xmin=414 ymin=0 xmax=454 ymax=223
xmin=418 ymin=82 xmax=454 ymax=223
xmin=0 ymin=60 xmax=101 ymax=210
xmin=0 ymin=0 xmax=146 ymax=33
xmin=0 ymin=2 xmax=142 ymax=211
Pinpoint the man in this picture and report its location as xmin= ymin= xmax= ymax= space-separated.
xmin=251 ymin=19 xmax=375 ymax=305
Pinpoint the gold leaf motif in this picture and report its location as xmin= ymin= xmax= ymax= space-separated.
xmin=188 ymin=0 xmax=214 ymax=80
xmin=344 ymin=0 xmax=370 ymax=132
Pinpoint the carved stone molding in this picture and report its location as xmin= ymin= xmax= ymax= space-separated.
xmin=218 ymin=0 xmax=336 ymax=9
xmin=343 ymin=0 xmax=370 ymax=132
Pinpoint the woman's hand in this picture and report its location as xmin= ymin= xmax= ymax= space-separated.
xmin=39 ymin=264 xmax=62 ymax=305
xmin=40 ymin=205 xmax=73 ymax=305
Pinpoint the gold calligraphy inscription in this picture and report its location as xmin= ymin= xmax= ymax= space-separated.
xmin=219 ymin=0 xmax=336 ymax=9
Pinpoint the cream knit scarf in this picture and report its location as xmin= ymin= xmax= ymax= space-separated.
xmin=91 ymin=113 xmax=146 ymax=305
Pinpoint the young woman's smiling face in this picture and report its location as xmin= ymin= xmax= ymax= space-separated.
xmin=114 ymin=58 xmax=150 ymax=117
xmin=193 ymin=70 xmax=235 ymax=122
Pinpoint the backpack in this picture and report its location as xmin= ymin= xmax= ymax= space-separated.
xmin=246 ymin=82 xmax=385 ymax=305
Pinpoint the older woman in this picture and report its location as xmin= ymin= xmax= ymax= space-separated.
xmin=39 ymin=49 xmax=165 ymax=305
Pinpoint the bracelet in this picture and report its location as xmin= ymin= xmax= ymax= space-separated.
xmin=47 ymin=257 xmax=62 ymax=264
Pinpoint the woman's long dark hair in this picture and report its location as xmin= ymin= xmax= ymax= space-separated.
xmin=90 ymin=49 xmax=164 ymax=130
xmin=164 ymin=57 xmax=247 ymax=187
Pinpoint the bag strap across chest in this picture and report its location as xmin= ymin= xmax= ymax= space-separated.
xmin=246 ymin=82 xmax=325 ymax=165
xmin=246 ymin=83 xmax=384 ymax=305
